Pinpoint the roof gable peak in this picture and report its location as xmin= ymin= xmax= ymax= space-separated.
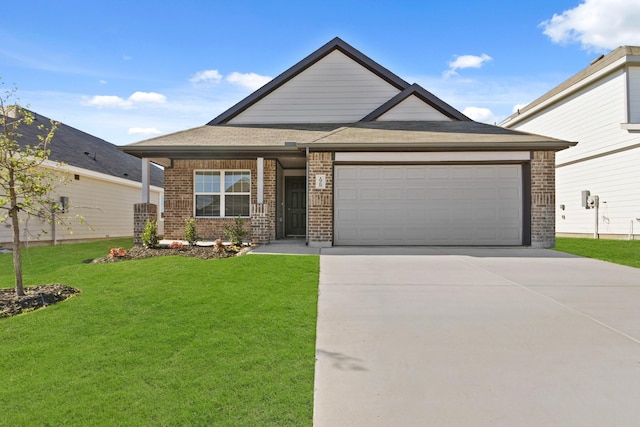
xmin=208 ymin=37 xmax=410 ymax=125
xmin=361 ymin=84 xmax=470 ymax=122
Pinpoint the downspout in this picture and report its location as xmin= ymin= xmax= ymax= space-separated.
xmin=306 ymin=147 xmax=309 ymax=245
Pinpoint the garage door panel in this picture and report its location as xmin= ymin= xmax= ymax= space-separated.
xmin=382 ymin=167 xmax=403 ymax=179
xmin=358 ymin=167 xmax=380 ymax=179
xmin=336 ymin=188 xmax=357 ymax=200
xmin=335 ymin=164 xmax=523 ymax=246
xmin=361 ymin=189 xmax=380 ymax=200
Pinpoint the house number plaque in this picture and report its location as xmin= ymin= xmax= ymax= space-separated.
xmin=315 ymin=174 xmax=326 ymax=189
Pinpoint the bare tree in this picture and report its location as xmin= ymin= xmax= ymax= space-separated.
xmin=0 ymin=81 xmax=60 ymax=296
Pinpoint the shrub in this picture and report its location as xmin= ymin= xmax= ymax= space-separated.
xmin=185 ymin=218 xmax=197 ymax=246
xmin=169 ymin=241 xmax=184 ymax=249
xmin=223 ymin=217 xmax=248 ymax=246
xmin=141 ymin=219 xmax=159 ymax=248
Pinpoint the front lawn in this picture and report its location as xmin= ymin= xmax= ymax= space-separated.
xmin=554 ymin=237 xmax=640 ymax=268
xmin=0 ymin=239 xmax=319 ymax=426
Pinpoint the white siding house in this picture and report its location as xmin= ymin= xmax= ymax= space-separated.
xmin=0 ymin=110 xmax=163 ymax=246
xmin=501 ymin=46 xmax=640 ymax=239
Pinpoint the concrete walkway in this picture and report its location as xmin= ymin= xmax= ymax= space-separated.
xmin=314 ymin=247 xmax=640 ymax=426
xmin=249 ymin=239 xmax=321 ymax=255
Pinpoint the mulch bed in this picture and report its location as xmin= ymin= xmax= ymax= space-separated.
xmin=0 ymin=284 xmax=80 ymax=319
xmin=90 ymin=245 xmax=252 ymax=263
xmin=1 ymin=245 xmax=253 ymax=319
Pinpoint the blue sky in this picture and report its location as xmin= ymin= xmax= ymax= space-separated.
xmin=2 ymin=0 xmax=640 ymax=145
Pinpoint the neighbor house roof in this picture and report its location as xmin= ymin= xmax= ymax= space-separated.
xmin=502 ymin=46 xmax=640 ymax=127
xmin=13 ymin=110 xmax=163 ymax=187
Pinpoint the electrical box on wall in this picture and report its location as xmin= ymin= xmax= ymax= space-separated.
xmin=581 ymin=190 xmax=591 ymax=209
xmin=59 ymin=196 xmax=69 ymax=213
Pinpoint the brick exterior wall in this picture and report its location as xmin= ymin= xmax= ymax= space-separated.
xmin=133 ymin=203 xmax=157 ymax=246
xmin=530 ymin=151 xmax=556 ymax=248
xmin=163 ymin=159 xmax=276 ymax=242
xmin=308 ymin=152 xmax=333 ymax=247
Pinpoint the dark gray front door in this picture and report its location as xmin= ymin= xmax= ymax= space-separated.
xmin=285 ymin=176 xmax=306 ymax=236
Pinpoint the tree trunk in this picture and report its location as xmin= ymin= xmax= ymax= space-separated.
xmin=11 ymin=207 xmax=24 ymax=296
xmin=9 ymin=172 xmax=24 ymax=296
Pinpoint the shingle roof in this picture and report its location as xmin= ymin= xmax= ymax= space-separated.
xmin=12 ymin=109 xmax=163 ymax=187
xmin=123 ymin=121 xmax=575 ymax=157
xmin=122 ymin=37 xmax=575 ymax=159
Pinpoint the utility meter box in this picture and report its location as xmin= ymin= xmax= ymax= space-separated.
xmin=581 ymin=190 xmax=591 ymax=209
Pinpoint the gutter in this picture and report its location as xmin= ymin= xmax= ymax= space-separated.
xmin=296 ymin=141 xmax=577 ymax=151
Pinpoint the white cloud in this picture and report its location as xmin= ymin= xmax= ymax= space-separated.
xmin=128 ymin=91 xmax=167 ymax=104
xmin=99 ymin=80 xmax=108 ymax=85
xmin=83 ymin=91 xmax=167 ymax=109
xmin=444 ymin=53 xmax=492 ymax=78
xmin=128 ymin=127 xmax=162 ymax=135
xmin=226 ymin=72 xmax=272 ymax=90
xmin=540 ymin=0 xmax=640 ymax=51
xmin=462 ymin=106 xmax=495 ymax=123
xmin=84 ymin=95 xmax=132 ymax=109
xmin=189 ymin=69 xmax=223 ymax=85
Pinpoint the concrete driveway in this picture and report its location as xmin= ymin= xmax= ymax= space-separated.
xmin=313 ymin=247 xmax=640 ymax=426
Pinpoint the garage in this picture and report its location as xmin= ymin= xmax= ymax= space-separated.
xmin=334 ymin=164 xmax=524 ymax=246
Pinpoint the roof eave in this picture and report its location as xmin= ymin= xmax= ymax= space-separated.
xmin=121 ymin=145 xmax=304 ymax=159
xmin=297 ymin=141 xmax=577 ymax=151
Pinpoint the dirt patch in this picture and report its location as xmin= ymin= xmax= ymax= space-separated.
xmin=0 ymin=284 xmax=80 ymax=319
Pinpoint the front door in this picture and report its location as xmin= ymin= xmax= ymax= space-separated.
xmin=285 ymin=176 xmax=306 ymax=236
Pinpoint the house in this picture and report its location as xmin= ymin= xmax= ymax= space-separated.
xmin=501 ymin=46 xmax=640 ymax=239
xmin=0 ymin=109 xmax=164 ymax=246
xmin=123 ymin=37 xmax=573 ymax=248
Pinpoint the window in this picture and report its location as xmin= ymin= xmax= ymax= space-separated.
xmin=194 ymin=171 xmax=250 ymax=217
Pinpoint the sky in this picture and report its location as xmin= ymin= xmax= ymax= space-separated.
xmin=2 ymin=0 xmax=640 ymax=146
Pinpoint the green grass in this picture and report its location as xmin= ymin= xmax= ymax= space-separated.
xmin=554 ymin=237 xmax=640 ymax=268
xmin=0 ymin=240 xmax=319 ymax=426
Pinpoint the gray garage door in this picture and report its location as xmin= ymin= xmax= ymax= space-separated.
xmin=334 ymin=164 xmax=523 ymax=245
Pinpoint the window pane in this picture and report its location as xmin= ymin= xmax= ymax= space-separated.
xmin=225 ymin=195 xmax=250 ymax=217
xmin=196 ymin=171 xmax=220 ymax=193
xmin=195 ymin=195 xmax=220 ymax=217
xmin=225 ymin=172 xmax=250 ymax=193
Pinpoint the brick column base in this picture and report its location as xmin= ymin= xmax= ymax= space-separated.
xmin=134 ymin=203 xmax=157 ymax=246
xmin=250 ymin=204 xmax=271 ymax=244
xmin=531 ymin=151 xmax=556 ymax=248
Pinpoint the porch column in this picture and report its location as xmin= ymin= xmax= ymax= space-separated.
xmin=257 ymin=157 xmax=264 ymax=204
xmin=134 ymin=158 xmax=156 ymax=246
xmin=141 ymin=158 xmax=151 ymax=203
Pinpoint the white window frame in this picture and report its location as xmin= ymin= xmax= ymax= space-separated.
xmin=194 ymin=170 xmax=251 ymax=218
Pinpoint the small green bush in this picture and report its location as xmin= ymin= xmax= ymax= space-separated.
xmin=185 ymin=218 xmax=197 ymax=246
xmin=141 ymin=219 xmax=159 ymax=248
xmin=224 ymin=217 xmax=248 ymax=246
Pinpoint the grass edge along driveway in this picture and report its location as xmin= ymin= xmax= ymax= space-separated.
xmin=554 ymin=237 xmax=640 ymax=269
xmin=0 ymin=239 xmax=319 ymax=426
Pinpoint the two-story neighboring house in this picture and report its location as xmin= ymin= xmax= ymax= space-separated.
xmin=0 ymin=109 xmax=164 ymax=246
xmin=501 ymin=46 xmax=640 ymax=239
